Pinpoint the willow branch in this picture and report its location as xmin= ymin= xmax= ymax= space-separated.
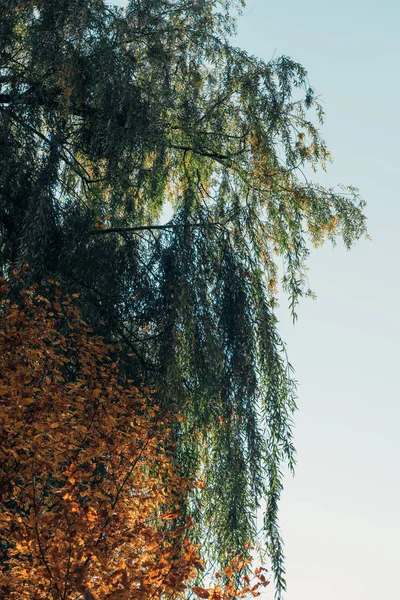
xmin=88 ymin=221 xmax=224 ymax=235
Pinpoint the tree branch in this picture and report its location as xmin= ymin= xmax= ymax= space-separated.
xmin=170 ymin=143 xmax=248 ymax=161
xmin=88 ymin=222 xmax=223 ymax=235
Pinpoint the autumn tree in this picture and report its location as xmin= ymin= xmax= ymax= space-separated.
xmin=0 ymin=276 xmax=201 ymax=599
xmin=0 ymin=276 xmax=271 ymax=600
xmin=0 ymin=1 xmax=366 ymax=593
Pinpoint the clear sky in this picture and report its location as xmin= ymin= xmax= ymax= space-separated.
xmin=111 ymin=1 xmax=400 ymax=597
xmin=233 ymin=1 xmax=400 ymax=598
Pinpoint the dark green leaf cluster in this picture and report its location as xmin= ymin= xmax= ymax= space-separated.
xmin=0 ymin=1 xmax=366 ymax=596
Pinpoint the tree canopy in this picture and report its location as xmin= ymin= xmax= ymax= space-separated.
xmin=0 ymin=1 xmax=366 ymax=595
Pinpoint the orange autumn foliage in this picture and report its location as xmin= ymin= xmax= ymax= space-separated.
xmin=0 ymin=279 xmax=199 ymax=599
xmin=192 ymin=554 xmax=269 ymax=600
xmin=0 ymin=277 xmax=270 ymax=600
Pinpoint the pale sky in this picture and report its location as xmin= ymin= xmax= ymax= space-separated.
xmin=234 ymin=1 xmax=400 ymax=598
xmin=111 ymin=1 xmax=400 ymax=597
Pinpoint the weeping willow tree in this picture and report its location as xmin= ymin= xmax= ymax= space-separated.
xmin=0 ymin=0 xmax=366 ymax=595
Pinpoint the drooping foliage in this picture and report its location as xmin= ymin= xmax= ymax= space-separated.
xmin=0 ymin=1 xmax=366 ymax=594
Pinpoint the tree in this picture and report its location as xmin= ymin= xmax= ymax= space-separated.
xmin=0 ymin=1 xmax=366 ymax=594
xmin=0 ymin=275 xmax=269 ymax=600
xmin=0 ymin=275 xmax=197 ymax=599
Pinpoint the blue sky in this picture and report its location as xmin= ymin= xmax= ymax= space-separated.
xmin=233 ymin=1 xmax=400 ymax=598
xmin=111 ymin=1 xmax=399 ymax=597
